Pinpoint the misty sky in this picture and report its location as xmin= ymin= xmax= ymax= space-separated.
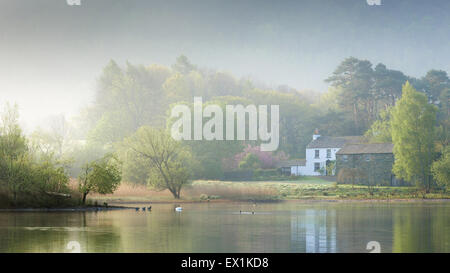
xmin=0 ymin=0 xmax=449 ymax=131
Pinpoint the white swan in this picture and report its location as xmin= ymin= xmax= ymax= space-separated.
xmin=175 ymin=206 xmax=183 ymax=212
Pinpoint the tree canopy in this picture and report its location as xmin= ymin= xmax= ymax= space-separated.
xmin=391 ymin=82 xmax=437 ymax=191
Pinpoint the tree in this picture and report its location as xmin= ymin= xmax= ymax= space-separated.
xmin=325 ymin=57 xmax=375 ymax=134
xmin=172 ymin=55 xmax=196 ymax=75
xmin=86 ymin=61 xmax=172 ymax=146
xmin=78 ymin=154 xmax=122 ymax=204
xmin=123 ymin=127 xmax=193 ymax=199
xmin=0 ymin=103 xmax=29 ymax=202
xmin=422 ymin=70 xmax=450 ymax=103
xmin=365 ymin=108 xmax=392 ymax=143
xmin=239 ymin=153 xmax=261 ymax=169
xmin=30 ymin=114 xmax=71 ymax=158
xmin=33 ymin=155 xmax=70 ymax=194
xmin=0 ymin=104 xmax=70 ymax=205
xmin=431 ymin=147 xmax=450 ymax=190
xmin=391 ymin=82 xmax=437 ymax=192
xmin=373 ymin=63 xmax=407 ymax=107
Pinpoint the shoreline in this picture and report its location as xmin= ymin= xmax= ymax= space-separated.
xmin=0 ymin=205 xmax=135 ymax=212
xmin=2 ymin=198 xmax=449 ymax=211
xmin=107 ymin=198 xmax=450 ymax=204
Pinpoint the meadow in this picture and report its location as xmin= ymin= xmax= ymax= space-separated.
xmin=86 ymin=177 xmax=450 ymax=203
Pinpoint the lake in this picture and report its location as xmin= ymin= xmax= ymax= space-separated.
xmin=0 ymin=202 xmax=448 ymax=253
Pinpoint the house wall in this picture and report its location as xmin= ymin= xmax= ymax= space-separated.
xmin=295 ymin=148 xmax=340 ymax=176
xmin=336 ymin=153 xmax=394 ymax=186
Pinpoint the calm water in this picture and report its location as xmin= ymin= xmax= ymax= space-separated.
xmin=0 ymin=202 xmax=448 ymax=253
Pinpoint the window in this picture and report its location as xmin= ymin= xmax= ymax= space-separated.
xmin=315 ymin=150 xmax=320 ymax=158
xmin=326 ymin=149 xmax=331 ymax=158
xmin=314 ymin=163 xmax=321 ymax=172
xmin=343 ymin=155 xmax=348 ymax=162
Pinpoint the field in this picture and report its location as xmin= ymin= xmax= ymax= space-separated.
xmin=85 ymin=177 xmax=450 ymax=203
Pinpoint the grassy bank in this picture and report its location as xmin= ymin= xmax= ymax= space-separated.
xmin=89 ymin=176 xmax=450 ymax=203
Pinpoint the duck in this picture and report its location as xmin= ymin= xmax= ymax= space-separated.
xmin=175 ymin=206 xmax=183 ymax=212
xmin=135 ymin=207 xmax=140 ymax=212
xmin=142 ymin=207 xmax=146 ymax=211
xmin=147 ymin=206 xmax=152 ymax=211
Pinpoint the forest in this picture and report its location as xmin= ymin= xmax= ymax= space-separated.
xmin=0 ymin=55 xmax=449 ymax=205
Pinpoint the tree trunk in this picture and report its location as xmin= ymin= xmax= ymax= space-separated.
xmin=82 ymin=192 xmax=88 ymax=205
xmin=353 ymin=103 xmax=358 ymax=134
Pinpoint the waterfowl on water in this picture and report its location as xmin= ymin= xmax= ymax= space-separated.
xmin=148 ymin=206 xmax=152 ymax=211
xmin=135 ymin=207 xmax=140 ymax=211
xmin=142 ymin=207 xmax=146 ymax=211
xmin=239 ymin=210 xmax=256 ymax=215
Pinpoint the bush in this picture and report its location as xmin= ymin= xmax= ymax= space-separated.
xmin=431 ymin=147 xmax=450 ymax=190
xmin=254 ymin=169 xmax=279 ymax=178
xmin=0 ymin=104 xmax=71 ymax=207
xmin=223 ymin=170 xmax=254 ymax=181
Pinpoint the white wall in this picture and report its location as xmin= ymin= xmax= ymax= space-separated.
xmin=293 ymin=147 xmax=340 ymax=176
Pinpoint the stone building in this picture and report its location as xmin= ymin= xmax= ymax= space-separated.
xmin=279 ymin=129 xmax=366 ymax=176
xmin=336 ymin=143 xmax=403 ymax=186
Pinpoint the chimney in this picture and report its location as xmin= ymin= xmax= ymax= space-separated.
xmin=313 ymin=128 xmax=320 ymax=140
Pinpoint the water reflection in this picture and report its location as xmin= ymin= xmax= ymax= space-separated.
xmin=0 ymin=202 xmax=448 ymax=253
xmin=291 ymin=209 xmax=336 ymax=253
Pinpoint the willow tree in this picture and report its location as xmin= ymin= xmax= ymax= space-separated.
xmin=123 ymin=127 xmax=193 ymax=199
xmin=391 ymin=82 xmax=437 ymax=192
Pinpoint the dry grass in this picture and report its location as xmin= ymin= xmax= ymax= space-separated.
xmin=90 ymin=182 xmax=173 ymax=201
xmin=185 ymin=180 xmax=280 ymax=201
xmin=74 ymin=179 xmax=284 ymax=202
xmin=70 ymin=177 xmax=446 ymax=203
xmin=68 ymin=177 xmax=333 ymax=202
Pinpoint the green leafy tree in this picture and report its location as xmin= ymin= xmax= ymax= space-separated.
xmin=78 ymin=154 xmax=122 ymax=204
xmin=365 ymin=108 xmax=392 ymax=143
xmin=0 ymin=103 xmax=30 ymax=202
xmin=431 ymin=147 xmax=450 ymax=190
xmin=239 ymin=153 xmax=261 ymax=169
xmin=33 ymin=155 xmax=70 ymax=194
xmin=86 ymin=61 xmax=172 ymax=146
xmin=391 ymin=82 xmax=438 ymax=192
xmin=123 ymin=127 xmax=193 ymax=199
xmin=0 ymin=104 xmax=70 ymax=205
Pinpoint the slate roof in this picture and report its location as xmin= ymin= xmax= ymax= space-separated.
xmin=336 ymin=143 xmax=394 ymax=155
xmin=276 ymin=159 xmax=306 ymax=168
xmin=306 ymin=136 xmax=366 ymax=149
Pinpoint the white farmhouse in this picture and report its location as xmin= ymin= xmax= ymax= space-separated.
xmin=283 ymin=130 xmax=365 ymax=176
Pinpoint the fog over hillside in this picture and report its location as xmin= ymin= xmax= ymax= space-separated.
xmin=0 ymin=0 xmax=449 ymax=130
